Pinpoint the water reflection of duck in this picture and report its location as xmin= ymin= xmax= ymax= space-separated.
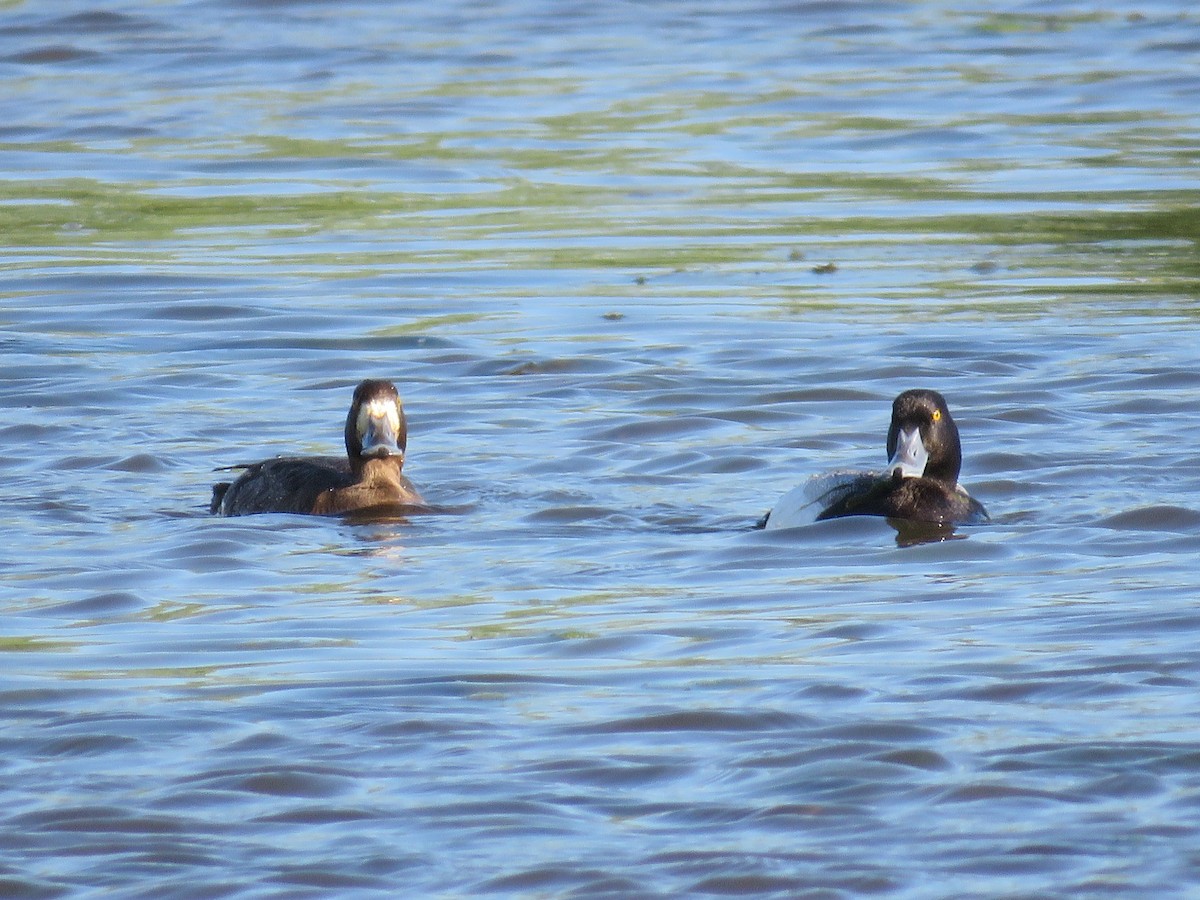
xmin=210 ymin=379 xmax=425 ymax=516
xmin=762 ymin=389 xmax=989 ymax=529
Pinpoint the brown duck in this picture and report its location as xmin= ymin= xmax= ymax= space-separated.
xmin=211 ymin=379 xmax=425 ymax=516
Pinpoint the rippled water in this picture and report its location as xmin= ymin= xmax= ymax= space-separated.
xmin=3 ymin=1 xmax=1200 ymax=896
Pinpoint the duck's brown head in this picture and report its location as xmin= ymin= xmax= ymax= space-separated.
xmin=344 ymin=379 xmax=408 ymax=465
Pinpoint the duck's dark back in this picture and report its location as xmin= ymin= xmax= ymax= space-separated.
xmin=212 ymin=457 xmax=352 ymax=516
xmin=816 ymin=474 xmax=987 ymax=526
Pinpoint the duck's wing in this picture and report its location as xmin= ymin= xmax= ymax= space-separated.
xmin=763 ymin=470 xmax=880 ymax=530
xmin=953 ymin=485 xmax=991 ymax=525
xmin=213 ymin=456 xmax=351 ymax=515
xmin=813 ymin=472 xmax=897 ymax=521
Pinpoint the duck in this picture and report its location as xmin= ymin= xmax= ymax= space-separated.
xmin=762 ymin=389 xmax=989 ymax=529
xmin=210 ymin=379 xmax=425 ymax=516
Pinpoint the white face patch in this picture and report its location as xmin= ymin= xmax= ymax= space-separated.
xmin=357 ymin=396 xmax=402 ymax=455
xmin=358 ymin=397 xmax=399 ymax=433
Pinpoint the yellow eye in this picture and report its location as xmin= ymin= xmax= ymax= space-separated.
xmin=931 ymin=409 xmax=942 ymax=422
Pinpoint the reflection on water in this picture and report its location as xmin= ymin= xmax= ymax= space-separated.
xmin=888 ymin=518 xmax=963 ymax=547
xmin=3 ymin=0 xmax=1200 ymax=896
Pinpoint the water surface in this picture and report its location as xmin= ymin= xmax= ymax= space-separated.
xmin=3 ymin=1 xmax=1200 ymax=896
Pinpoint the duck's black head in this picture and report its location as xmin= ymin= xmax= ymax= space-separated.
xmin=885 ymin=389 xmax=962 ymax=486
xmin=344 ymin=379 xmax=408 ymax=465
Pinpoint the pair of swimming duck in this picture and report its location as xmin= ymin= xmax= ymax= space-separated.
xmin=211 ymin=380 xmax=989 ymax=527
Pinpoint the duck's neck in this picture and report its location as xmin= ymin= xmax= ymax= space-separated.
xmin=352 ymin=456 xmax=405 ymax=486
xmin=924 ymin=453 xmax=961 ymax=486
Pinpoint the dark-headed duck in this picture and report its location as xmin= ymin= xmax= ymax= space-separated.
xmin=762 ymin=389 xmax=989 ymax=529
xmin=211 ymin=379 xmax=425 ymax=516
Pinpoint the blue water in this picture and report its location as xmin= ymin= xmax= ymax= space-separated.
xmin=3 ymin=1 xmax=1200 ymax=896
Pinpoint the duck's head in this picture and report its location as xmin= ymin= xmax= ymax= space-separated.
xmin=885 ymin=389 xmax=962 ymax=485
xmin=345 ymin=379 xmax=408 ymax=464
